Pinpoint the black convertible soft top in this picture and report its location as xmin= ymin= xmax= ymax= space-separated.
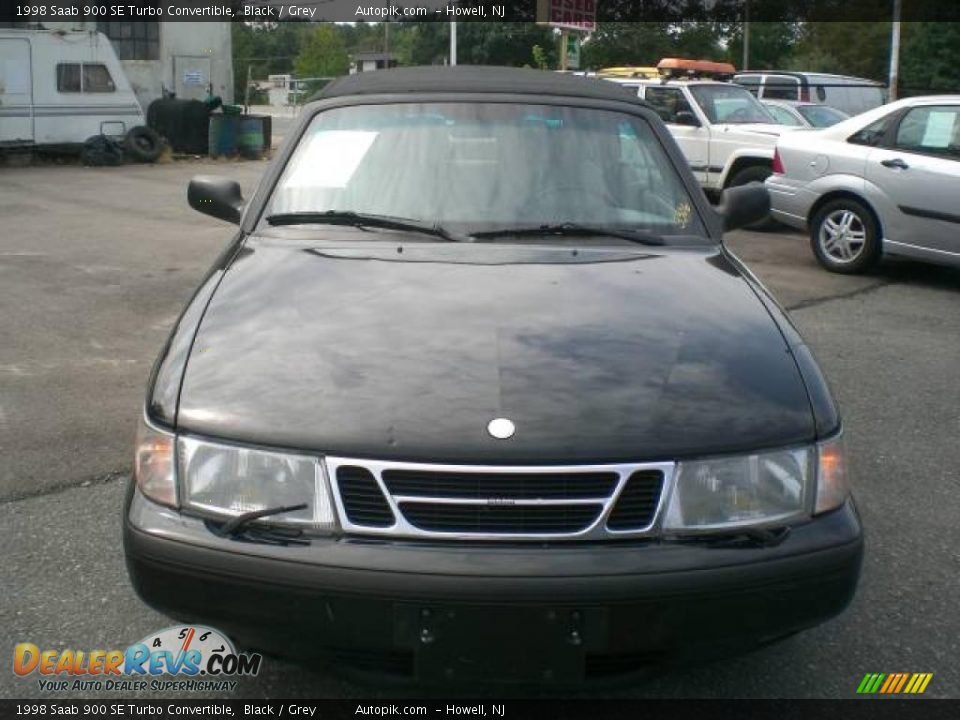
xmin=315 ymin=66 xmax=646 ymax=105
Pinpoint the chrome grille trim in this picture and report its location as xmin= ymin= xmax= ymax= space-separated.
xmin=325 ymin=456 xmax=677 ymax=541
xmin=392 ymin=496 xmax=606 ymax=506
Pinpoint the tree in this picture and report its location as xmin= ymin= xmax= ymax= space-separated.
xmin=532 ymin=44 xmax=549 ymax=70
xmin=392 ymin=22 xmax=557 ymax=68
xmin=900 ymin=23 xmax=960 ymax=96
xmin=394 ymin=22 xmax=449 ymax=66
xmin=232 ymin=21 xmax=312 ymax=100
xmin=581 ymin=23 xmax=677 ymax=69
xmin=294 ymin=24 xmax=350 ymax=80
xmin=454 ymin=23 xmax=557 ymax=67
xmin=787 ymin=22 xmax=891 ymax=81
xmin=725 ymin=22 xmax=800 ymax=70
xmin=581 ymin=22 xmax=726 ymax=70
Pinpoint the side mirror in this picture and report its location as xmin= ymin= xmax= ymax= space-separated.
xmin=188 ymin=175 xmax=245 ymax=225
xmin=674 ymin=110 xmax=701 ymax=127
xmin=717 ymin=182 xmax=771 ymax=231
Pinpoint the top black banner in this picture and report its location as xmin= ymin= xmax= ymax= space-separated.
xmin=2 ymin=0 xmax=960 ymax=24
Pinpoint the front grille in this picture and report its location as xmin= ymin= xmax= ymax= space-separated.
xmin=326 ymin=457 xmax=674 ymax=541
xmin=606 ymin=471 xmax=665 ymax=531
xmin=399 ymin=503 xmax=603 ymax=534
xmin=336 ymin=466 xmax=394 ymax=527
xmin=383 ymin=470 xmax=618 ymax=499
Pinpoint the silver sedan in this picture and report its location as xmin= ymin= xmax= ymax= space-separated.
xmin=761 ymin=99 xmax=849 ymax=129
xmin=766 ymin=96 xmax=960 ymax=273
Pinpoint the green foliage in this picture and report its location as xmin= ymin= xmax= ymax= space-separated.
xmin=394 ymin=22 xmax=449 ymax=66
xmin=456 ymin=23 xmax=558 ymax=66
xmin=392 ymin=22 xmax=557 ymax=68
xmin=232 ymin=21 xmax=312 ymax=100
xmin=581 ymin=23 xmax=677 ymax=68
xmin=580 ymin=23 xmax=728 ymax=70
xmin=294 ymin=24 xmax=350 ymax=79
xmin=783 ymin=46 xmax=846 ymax=76
xmin=787 ymin=22 xmax=891 ymax=81
xmin=231 ymin=20 xmax=960 ymax=99
xmin=726 ymin=22 xmax=800 ymax=70
xmin=532 ymin=44 xmax=549 ymax=71
xmin=900 ymin=23 xmax=960 ymax=95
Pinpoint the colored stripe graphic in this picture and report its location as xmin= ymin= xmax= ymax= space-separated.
xmin=857 ymin=673 xmax=932 ymax=694
xmin=879 ymin=674 xmax=897 ymax=693
xmin=893 ymin=673 xmax=909 ymax=693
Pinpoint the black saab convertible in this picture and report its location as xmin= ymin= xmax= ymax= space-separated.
xmin=124 ymin=67 xmax=862 ymax=684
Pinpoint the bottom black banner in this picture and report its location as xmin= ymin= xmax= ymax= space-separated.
xmin=0 ymin=700 xmax=956 ymax=720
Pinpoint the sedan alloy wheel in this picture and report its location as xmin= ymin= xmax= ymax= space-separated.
xmin=810 ymin=198 xmax=881 ymax=274
xmin=820 ymin=209 xmax=866 ymax=262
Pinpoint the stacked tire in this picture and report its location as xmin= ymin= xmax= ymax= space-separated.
xmin=123 ymin=126 xmax=163 ymax=163
xmin=81 ymin=126 xmax=163 ymax=166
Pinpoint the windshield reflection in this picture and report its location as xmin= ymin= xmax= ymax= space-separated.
xmin=265 ymin=102 xmax=706 ymax=241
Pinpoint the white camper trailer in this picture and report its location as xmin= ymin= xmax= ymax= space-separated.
xmin=0 ymin=28 xmax=147 ymax=150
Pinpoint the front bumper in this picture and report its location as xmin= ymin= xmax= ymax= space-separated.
xmin=123 ymin=483 xmax=863 ymax=682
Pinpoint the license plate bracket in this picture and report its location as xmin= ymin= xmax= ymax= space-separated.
xmin=394 ymin=604 xmax=601 ymax=683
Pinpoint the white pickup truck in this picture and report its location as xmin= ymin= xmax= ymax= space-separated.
xmin=606 ymin=78 xmax=799 ymax=196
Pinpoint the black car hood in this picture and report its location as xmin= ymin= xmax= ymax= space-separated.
xmin=176 ymin=238 xmax=815 ymax=463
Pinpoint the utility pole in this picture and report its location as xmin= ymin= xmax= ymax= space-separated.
xmin=450 ymin=20 xmax=457 ymax=65
xmin=559 ymin=29 xmax=568 ymax=71
xmin=889 ymin=0 xmax=901 ymax=100
xmin=742 ymin=0 xmax=750 ymax=71
xmin=384 ymin=1 xmax=390 ymax=56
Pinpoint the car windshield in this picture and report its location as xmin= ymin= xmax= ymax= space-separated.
xmin=797 ymin=104 xmax=849 ymax=128
xmin=689 ymin=85 xmax=776 ymax=124
xmin=265 ymin=102 xmax=706 ymax=241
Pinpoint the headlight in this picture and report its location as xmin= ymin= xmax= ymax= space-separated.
xmin=178 ymin=436 xmax=336 ymax=532
xmin=663 ymin=446 xmax=813 ymax=532
xmin=134 ymin=416 xmax=177 ymax=508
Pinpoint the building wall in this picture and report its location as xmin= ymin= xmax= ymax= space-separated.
xmin=16 ymin=20 xmax=232 ymax=110
xmin=152 ymin=22 xmax=232 ymax=106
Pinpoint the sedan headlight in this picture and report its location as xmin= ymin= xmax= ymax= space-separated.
xmin=663 ymin=446 xmax=813 ymax=532
xmin=663 ymin=435 xmax=849 ymax=532
xmin=178 ymin=436 xmax=336 ymax=532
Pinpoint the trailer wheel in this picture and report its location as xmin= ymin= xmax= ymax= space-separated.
xmin=124 ymin=126 xmax=163 ymax=163
xmin=81 ymin=135 xmax=124 ymax=167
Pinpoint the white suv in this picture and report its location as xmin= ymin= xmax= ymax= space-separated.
xmin=607 ymin=78 xmax=800 ymax=195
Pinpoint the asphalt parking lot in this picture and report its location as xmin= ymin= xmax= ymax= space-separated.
xmin=2 ymin=160 xmax=959 ymax=699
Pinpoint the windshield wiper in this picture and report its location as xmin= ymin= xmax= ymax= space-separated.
xmin=207 ymin=503 xmax=310 ymax=546
xmin=469 ymin=222 xmax=664 ymax=246
xmin=265 ymin=211 xmax=460 ymax=242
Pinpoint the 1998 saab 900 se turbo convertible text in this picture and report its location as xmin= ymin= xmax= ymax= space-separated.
xmin=123 ymin=67 xmax=862 ymax=684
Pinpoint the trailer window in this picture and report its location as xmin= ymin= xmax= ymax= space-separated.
xmin=56 ymin=63 xmax=115 ymax=93
xmin=83 ymin=64 xmax=116 ymax=93
xmin=57 ymin=64 xmax=81 ymax=93
xmin=97 ymin=21 xmax=160 ymax=61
